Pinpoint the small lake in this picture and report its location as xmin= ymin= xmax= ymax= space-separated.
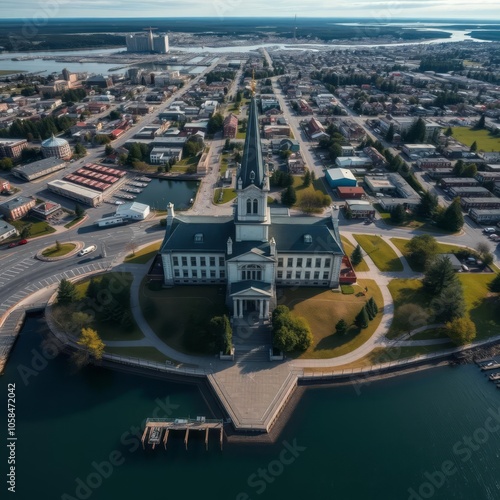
xmin=134 ymin=178 xmax=199 ymax=211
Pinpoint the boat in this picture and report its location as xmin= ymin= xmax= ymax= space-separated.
xmin=122 ymin=188 xmax=142 ymax=194
xmin=489 ymin=372 xmax=500 ymax=381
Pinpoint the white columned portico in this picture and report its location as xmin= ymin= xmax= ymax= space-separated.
xmin=238 ymin=299 xmax=244 ymax=318
xmin=259 ymin=299 xmax=264 ymax=319
xmin=264 ymin=300 xmax=270 ymax=318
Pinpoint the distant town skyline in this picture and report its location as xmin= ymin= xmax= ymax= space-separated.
xmin=3 ymin=1 xmax=500 ymax=20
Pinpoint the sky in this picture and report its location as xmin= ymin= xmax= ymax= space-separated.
xmin=2 ymin=0 xmax=500 ymax=20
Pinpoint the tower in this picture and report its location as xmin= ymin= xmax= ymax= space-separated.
xmin=143 ymin=27 xmax=158 ymax=52
xmin=235 ymin=74 xmax=270 ymax=242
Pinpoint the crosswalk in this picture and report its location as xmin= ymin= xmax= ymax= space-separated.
xmin=0 ymin=261 xmax=109 ymax=317
xmin=0 ymin=258 xmax=38 ymax=287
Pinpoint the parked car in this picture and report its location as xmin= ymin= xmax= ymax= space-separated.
xmin=78 ymin=244 xmax=97 ymax=257
xmin=8 ymin=239 xmax=28 ymax=248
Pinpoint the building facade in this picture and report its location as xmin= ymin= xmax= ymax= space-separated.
xmin=160 ymin=95 xmax=344 ymax=319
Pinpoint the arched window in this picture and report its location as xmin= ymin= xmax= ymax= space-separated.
xmin=253 ymin=199 xmax=258 ymax=214
xmin=241 ymin=264 xmax=263 ymax=281
xmin=246 ymin=198 xmax=252 ymax=214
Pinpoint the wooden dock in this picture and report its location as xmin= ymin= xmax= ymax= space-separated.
xmin=141 ymin=417 xmax=224 ymax=451
xmin=481 ymin=363 xmax=500 ymax=371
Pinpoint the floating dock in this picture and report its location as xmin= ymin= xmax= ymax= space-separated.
xmin=481 ymin=363 xmax=500 ymax=371
xmin=134 ymin=176 xmax=151 ymax=183
xmin=141 ymin=417 xmax=224 ymax=451
xmin=489 ymin=372 xmax=500 ymax=381
xmin=114 ymin=193 xmax=136 ymax=200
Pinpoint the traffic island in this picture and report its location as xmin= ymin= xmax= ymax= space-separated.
xmin=36 ymin=241 xmax=84 ymax=262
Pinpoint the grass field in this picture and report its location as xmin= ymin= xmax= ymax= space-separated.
xmin=387 ymin=274 xmax=500 ymax=341
xmin=390 ymin=238 xmax=473 ymax=272
xmin=213 ymin=188 xmax=237 ymax=204
xmin=124 ymin=241 xmax=161 ymax=264
xmin=451 ymin=127 xmax=500 ymax=152
xmin=42 ymin=243 xmax=76 ymax=257
xmin=64 ymin=216 xmax=84 ymax=229
xmin=104 ymin=346 xmax=178 ymax=364
xmin=279 ymin=279 xmax=384 ymax=359
xmin=341 ymin=236 xmax=369 ymax=272
xmin=11 ymin=216 xmax=56 ymax=238
xmin=353 ymin=234 xmax=403 ymax=272
xmin=292 ymin=175 xmax=331 ymax=213
xmin=171 ymin=155 xmax=199 ymax=173
xmin=139 ymin=283 xmax=228 ymax=355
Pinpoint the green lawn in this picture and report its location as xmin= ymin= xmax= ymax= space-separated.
xmin=71 ymin=272 xmax=144 ymax=341
xmin=124 ymin=241 xmax=161 ymax=264
xmin=451 ymin=127 xmax=500 ymax=152
xmin=171 ymin=155 xmax=199 ymax=173
xmin=42 ymin=243 xmax=76 ymax=257
xmin=64 ymin=216 xmax=84 ymax=229
xmin=279 ymin=279 xmax=384 ymax=359
xmin=213 ymin=188 xmax=237 ymax=204
xmin=104 ymin=346 xmax=179 ymax=364
xmin=292 ymin=176 xmax=331 ymax=213
xmin=11 ymin=216 xmax=56 ymax=238
xmin=219 ymin=153 xmax=231 ymax=175
xmin=341 ymin=236 xmax=369 ymax=272
xmin=353 ymin=234 xmax=403 ymax=272
xmin=387 ymin=274 xmax=500 ymax=341
xmin=139 ymin=283 xmax=228 ymax=355
xmin=390 ymin=238 xmax=473 ymax=272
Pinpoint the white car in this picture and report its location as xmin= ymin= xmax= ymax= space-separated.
xmin=115 ymin=201 xmax=125 ymax=205
xmin=78 ymin=245 xmax=97 ymax=257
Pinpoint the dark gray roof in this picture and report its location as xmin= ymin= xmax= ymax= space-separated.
xmin=230 ymin=280 xmax=272 ymax=295
xmin=238 ymin=97 xmax=265 ymax=189
xmin=270 ymin=216 xmax=343 ymax=254
xmin=13 ymin=157 xmax=66 ymax=177
xmin=160 ymin=216 xmax=233 ymax=252
xmin=231 ymin=240 xmax=271 ymax=258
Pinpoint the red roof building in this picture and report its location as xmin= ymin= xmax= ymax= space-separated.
xmin=223 ymin=113 xmax=238 ymax=139
xmin=337 ymin=186 xmax=365 ymax=199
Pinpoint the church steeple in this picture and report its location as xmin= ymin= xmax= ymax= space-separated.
xmin=238 ymin=87 xmax=264 ymax=190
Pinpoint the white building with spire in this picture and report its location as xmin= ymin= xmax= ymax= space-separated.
xmin=159 ymin=95 xmax=344 ymax=319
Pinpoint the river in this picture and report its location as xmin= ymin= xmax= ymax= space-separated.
xmin=2 ymin=315 xmax=500 ymax=500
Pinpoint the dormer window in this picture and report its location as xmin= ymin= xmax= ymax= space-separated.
xmin=194 ymin=233 xmax=203 ymax=243
xmin=250 ymin=170 xmax=255 ymax=183
xmin=304 ymin=234 xmax=312 ymax=244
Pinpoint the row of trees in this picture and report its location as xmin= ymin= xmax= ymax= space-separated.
xmin=0 ymin=115 xmax=76 ymax=141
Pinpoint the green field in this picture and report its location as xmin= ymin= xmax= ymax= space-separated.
xmin=341 ymin=236 xmax=369 ymax=272
xmin=451 ymin=127 xmax=500 ymax=152
xmin=41 ymin=243 xmax=76 ymax=257
xmin=213 ymin=188 xmax=237 ymax=204
xmin=279 ymin=279 xmax=384 ymax=359
xmin=124 ymin=241 xmax=161 ymax=264
xmin=11 ymin=217 xmax=56 ymax=238
xmin=353 ymin=234 xmax=403 ymax=272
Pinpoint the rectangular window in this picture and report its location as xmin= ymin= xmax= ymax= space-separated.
xmin=182 ymin=256 xmax=187 ymax=266
xmin=174 ymin=270 xmax=180 ymax=277
xmin=219 ymin=270 xmax=226 ymax=278
xmin=200 ymin=257 xmax=206 ymax=267
xmin=305 ymin=271 xmax=310 ymax=280
xmin=325 ymin=258 xmax=331 ymax=267
xmin=306 ymin=258 xmax=312 ymax=268
xmin=315 ymin=258 xmax=321 ymax=268
xmin=323 ymin=272 xmax=329 ymax=280
xmin=286 ymin=271 xmax=292 ymax=279
xmin=277 ymin=271 xmax=283 ymax=279
xmin=295 ymin=271 xmax=301 ymax=279
xmin=314 ymin=271 xmax=320 ymax=279
xmin=297 ymin=258 xmax=303 ymax=267
xmin=278 ymin=258 xmax=283 ymax=268
xmin=210 ymin=270 xmax=216 ymax=278
xmin=219 ymin=257 xmax=225 ymax=267
xmin=192 ymin=270 xmax=198 ymax=278
xmin=183 ymin=270 xmax=189 ymax=278
xmin=201 ymin=270 xmax=206 ymax=278
xmin=172 ymin=256 xmax=179 ymax=266
xmin=210 ymin=257 xmax=215 ymax=267
xmin=287 ymin=257 xmax=293 ymax=267
xmin=190 ymin=256 xmax=196 ymax=267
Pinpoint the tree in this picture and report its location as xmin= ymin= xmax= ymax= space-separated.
xmin=385 ymin=123 xmax=395 ymax=142
xmin=436 ymin=198 xmax=463 ymax=232
xmin=462 ymin=163 xmax=477 ymax=178
xmin=303 ymin=170 xmax=311 ymax=187
xmin=405 ymin=234 xmax=438 ymax=269
xmin=335 ymin=319 xmax=348 ymax=335
xmin=475 ymin=114 xmax=486 ymax=130
xmin=452 ymin=160 xmax=465 ymax=177
xmin=390 ymin=204 xmax=406 ymax=224
xmin=488 ymin=273 xmax=500 ymax=293
xmin=354 ymin=306 xmax=369 ymax=329
xmin=405 ymin=118 xmax=426 ymax=143
xmin=207 ymin=112 xmax=224 ymax=134
xmin=416 ymin=191 xmax=438 ymax=218
xmin=351 ymin=245 xmax=363 ymax=267
xmin=470 ymin=140 xmax=478 ymax=152
xmin=74 ymin=142 xmax=87 ymax=157
xmin=366 ymin=297 xmax=379 ymax=320
xmin=394 ymin=304 xmax=429 ymax=335
xmin=74 ymin=204 xmax=85 ymax=218
xmin=209 ymin=315 xmax=232 ymax=354
xmin=297 ymin=191 xmax=330 ymax=213
xmin=0 ymin=158 xmax=13 ymax=171
xmin=20 ymin=226 xmax=31 ymax=239
xmin=445 ymin=317 xmax=476 ymax=345
xmin=104 ymin=144 xmax=114 ymax=156
xmin=423 ymin=256 xmax=459 ymax=295
xmin=272 ymin=305 xmax=312 ymax=352
xmin=57 ymin=278 xmax=77 ymax=305
xmin=444 ymin=126 xmax=453 ymax=137
xmin=55 ymin=240 xmax=62 ymax=251
xmin=281 ymin=186 xmax=297 ymax=207
xmin=85 ymin=277 xmax=100 ymax=301
xmin=71 ymin=312 xmax=92 ymax=331
xmin=77 ymin=327 xmax=105 ymax=360
xmin=431 ymin=284 xmax=466 ymax=322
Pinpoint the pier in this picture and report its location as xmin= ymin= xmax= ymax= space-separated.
xmin=141 ymin=417 xmax=224 ymax=451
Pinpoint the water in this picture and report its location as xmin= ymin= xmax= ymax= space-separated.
xmin=134 ymin=178 xmax=199 ymax=211
xmin=2 ymin=316 xmax=500 ymax=500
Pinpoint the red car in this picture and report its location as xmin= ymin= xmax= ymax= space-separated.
xmin=8 ymin=239 xmax=28 ymax=248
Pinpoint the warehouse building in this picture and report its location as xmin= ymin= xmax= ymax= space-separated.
xmin=0 ymin=196 xmax=36 ymax=220
xmin=12 ymin=157 xmax=67 ymax=181
xmin=326 ymin=168 xmax=357 ymax=188
xmin=0 ymin=221 xmax=17 ymax=241
xmin=47 ymin=180 xmax=103 ymax=207
xmin=115 ymin=202 xmax=150 ymax=220
xmin=468 ymin=208 xmax=500 ymax=224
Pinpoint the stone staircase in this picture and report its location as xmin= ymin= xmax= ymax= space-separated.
xmin=232 ymin=317 xmax=272 ymax=363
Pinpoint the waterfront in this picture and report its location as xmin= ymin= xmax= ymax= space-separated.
xmin=2 ymin=316 xmax=500 ymax=500
xmin=134 ymin=178 xmax=199 ymax=211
